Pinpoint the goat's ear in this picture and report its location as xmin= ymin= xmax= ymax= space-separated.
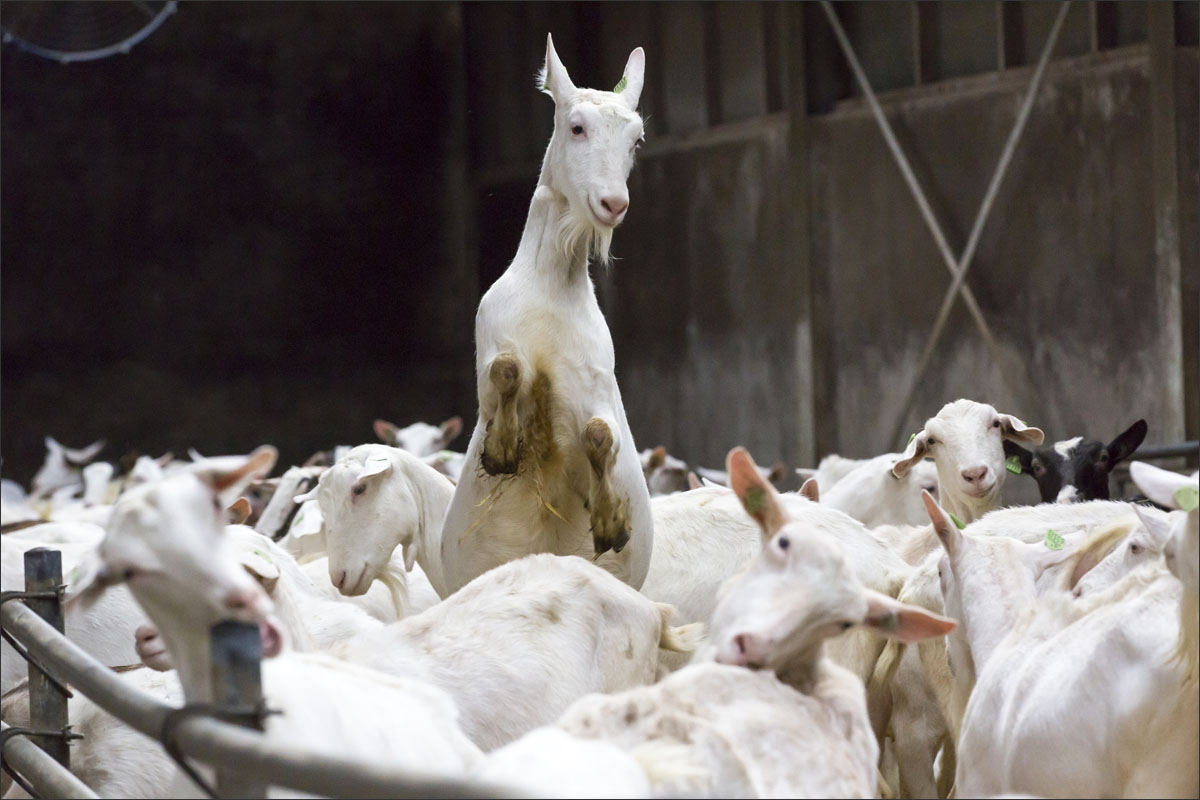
xmin=356 ymin=456 xmax=393 ymax=484
xmin=293 ymin=486 xmax=318 ymax=504
xmin=615 ymin=46 xmax=645 ymax=109
xmin=63 ymin=439 xmax=105 ymax=466
xmin=195 ymin=446 xmax=278 ymax=496
xmin=892 ymin=431 xmax=930 ymax=478
xmin=63 ymin=552 xmax=122 ymax=609
xmin=646 ymin=446 xmax=667 ymax=471
xmin=687 ymin=471 xmax=703 ymax=490
xmin=800 ymin=477 xmax=819 ymax=502
xmin=997 ymin=414 xmax=1044 ymax=446
xmin=227 ymin=497 xmax=252 ymax=525
xmin=1133 ymin=505 xmax=1172 ymax=546
xmin=1130 ymin=461 xmax=1197 ymax=510
xmin=44 ymin=435 xmax=63 ymax=454
xmin=727 ymin=447 xmax=787 ymax=539
xmin=861 ymin=589 xmax=956 ymax=643
xmin=439 ymin=416 xmax=463 ymax=446
xmin=1106 ymin=419 xmax=1148 ymax=465
xmin=767 ymin=461 xmax=787 ymax=485
xmin=540 ymin=33 xmax=576 ymax=103
xmin=1003 ymin=440 xmax=1034 ymax=475
xmin=238 ymin=543 xmax=280 ymax=593
xmin=373 ymin=419 xmax=400 ymax=445
xmin=923 ymin=490 xmax=962 ymax=557
xmin=795 ymin=467 xmax=818 ymax=481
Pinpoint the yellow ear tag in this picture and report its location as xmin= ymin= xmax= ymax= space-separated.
xmin=613 ymin=75 xmax=627 ymax=93
xmin=1174 ymin=485 xmax=1199 ymax=512
xmin=1045 ymin=529 xmax=1065 ymax=550
xmin=949 ymin=512 xmax=966 ymax=530
xmin=1006 ymin=455 xmax=1022 ymax=475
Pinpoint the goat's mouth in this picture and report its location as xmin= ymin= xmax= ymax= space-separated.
xmin=587 ymin=199 xmax=620 ymax=229
xmin=963 ymin=482 xmax=997 ymax=499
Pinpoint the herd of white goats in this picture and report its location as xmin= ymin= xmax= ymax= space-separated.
xmin=2 ymin=34 xmax=1198 ymax=800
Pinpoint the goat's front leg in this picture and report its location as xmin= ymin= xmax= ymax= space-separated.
xmin=583 ymin=416 xmax=630 ymax=555
xmin=480 ymin=353 xmax=522 ymax=475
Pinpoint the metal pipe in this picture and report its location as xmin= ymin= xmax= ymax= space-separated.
xmin=888 ymin=1 xmax=1073 ymax=443
xmin=1127 ymin=441 xmax=1200 ymax=461
xmin=818 ymin=0 xmax=1001 ymax=356
xmin=1 ymin=722 xmax=99 ymax=800
xmin=1 ymin=602 xmax=527 ymax=799
xmin=24 ymin=548 xmax=70 ymax=769
xmin=210 ymin=621 xmax=267 ymax=799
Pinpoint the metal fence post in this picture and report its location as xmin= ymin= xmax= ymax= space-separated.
xmin=24 ymin=548 xmax=70 ymax=769
xmin=209 ymin=620 xmax=268 ymax=799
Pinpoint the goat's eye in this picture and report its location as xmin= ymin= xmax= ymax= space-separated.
xmin=571 ymin=124 xmax=584 ymax=136
xmin=1130 ymin=542 xmax=1142 ymax=555
xmin=352 ymin=483 xmax=367 ymax=497
xmin=777 ymin=536 xmax=790 ymax=551
xmin=927 ymin=437 xmax=936 ymax=446
xmin=992 ymin=419 xmax=1001 ymax=429
xmin=840 ymin=621 xmax=853 ymax=631
xmin=1032 ymin=461 xmax=1046 ymax=477
xmin=122 ymin=567 xmax=138 ymax=580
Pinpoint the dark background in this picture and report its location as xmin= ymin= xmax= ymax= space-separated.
xmin=2 ymin=2 xmax=1197 ymax=486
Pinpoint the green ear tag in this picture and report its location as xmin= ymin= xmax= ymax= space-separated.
xmin=907 ymin=432 xmax=917 ymax=447
xmin=743 ymin=485 xmax=767 ymax=515
xmin=1045 ymin=529 xmax=1065 ymax=550
xmin=949 ymin=512 xmax=966 ymax=530
xmin=1174 ymin=485 xmax=1200 ymax=512
xmin=1006 ymin=455 xmax=1022 ymax=475
xmin=66 ymin=565 xmax=79 ymax=585
xmin=613 ymin=75 xmax=627 ymax=93
xmin=252 ymin=548 xmax=274 ymax=565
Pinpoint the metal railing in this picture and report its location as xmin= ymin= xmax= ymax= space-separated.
xmin=0 ymin=547 xmax=525 ymax=799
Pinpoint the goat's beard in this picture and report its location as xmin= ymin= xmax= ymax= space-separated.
xmin=555 ymin=200 xmax=613 ymax=267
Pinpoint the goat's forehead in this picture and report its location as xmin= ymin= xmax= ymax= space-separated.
xmin=930 ymin=400 xmax=995 ymax=430
xmin=566 ymin=95 xmax=641 ymax=125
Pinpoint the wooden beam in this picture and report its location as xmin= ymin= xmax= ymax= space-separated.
xmin=1148 ymin=3 xmax=1188 ymax=442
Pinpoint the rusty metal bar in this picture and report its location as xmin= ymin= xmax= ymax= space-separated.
xmin=210 ymin=621 xmax=267 ymax=799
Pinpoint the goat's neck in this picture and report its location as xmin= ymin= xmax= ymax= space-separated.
xmin=771 ymin=641 xmax=826 ymax=695
xmin=157 ymin=622 xmax=218 ymax=705
xmin=959 ymin=561 xmax=1036 ymax=669
xmin=403 ymin=462 xmax=456 ymax=599
xmin=509 ymin=152 xmax=593 ymax=289
xmin=267 ymin=560 xmax=319 ymax=653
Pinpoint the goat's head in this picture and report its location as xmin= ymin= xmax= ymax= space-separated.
xmin=709 ymin=447 xmax=953 ymax=678
xmin=72 ymin=446 xmax=282 ymax=659
xmin=300 ymin=444 xmax=420 ymax=597
xmin=894 ymin=399 xmax=1043 ymax=521
xmin=1004 ymin=419 xmax=1147 ymax=503
xmin=31 ymin=436 xmax=105 ymax=498
xmin=538 ymin=33 xmax=645 ymax=265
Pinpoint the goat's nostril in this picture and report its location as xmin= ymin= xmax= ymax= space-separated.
xmin=734 ymin=634 xmax=747 ymax=655
xmin=961 ymin=466 xmax=988 ymax=484
xmin=600 ymin=198 xmax=613 ymax=214
xmin=333 ymin=569 xmax=347 ymax=591
xmin=224 ymin=594 xmax=248 ymax=611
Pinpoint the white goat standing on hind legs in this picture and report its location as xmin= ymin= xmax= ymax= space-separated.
xmin=441 ymin=34 xmax=653 ymax=593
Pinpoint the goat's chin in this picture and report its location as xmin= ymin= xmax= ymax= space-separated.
xmin=556 ymin=203 xmax=614 ymax=265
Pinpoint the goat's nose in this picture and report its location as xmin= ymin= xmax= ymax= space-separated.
xmin=961 ymin=466 xmax=989 ymax=484
xmin=599 ymin=196 xmax=628 ymax=219
xmin=333 ymin=569 xmax=347 ymax=591
xmin=223 ymin=588 xmax=256 ymax=612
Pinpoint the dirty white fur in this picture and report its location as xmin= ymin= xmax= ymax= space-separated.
xmin=331 ymin=552 xmax=699 ymax=751
xmin=440 ymin=35 xmax=652 ymax=594
xmin=937 ymin=494 xmax=1198 ymax=797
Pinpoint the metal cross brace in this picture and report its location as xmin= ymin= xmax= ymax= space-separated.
xmin=818 ymin=0 xmax=1072 ymax=444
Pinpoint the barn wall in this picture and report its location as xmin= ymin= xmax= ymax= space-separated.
xmin=810 ymin=45 xmax=1195 ymax=458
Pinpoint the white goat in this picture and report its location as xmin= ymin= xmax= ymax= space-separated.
xmin=330 ymin=552 xmax=701 ymax=751
xmin=892 ymin=399 xmax=1044 ymax=524
xmin=2 ymin=524 xmax=149 ymax=694
xmin=297 ymin=443 xmax=452 ymax=599
xmin=68 ymin=446 xmax=485 ymax=797
xmin=930 ymin=489 xmax=1198 ymax=798
xmin=485 ymin=447 xmax=953 ymax=798
xmin=440 ymin=35 xmax=653 ymax=594
xmin=876 ymin=497 xmax=1167 ymax=798
xmin=821 ymin=451 xmax=940 ymax=527
xmin=374 ymin=415 xmax=463 ymax=457
xmin=30 ymin=436 xmax=105 ymax=498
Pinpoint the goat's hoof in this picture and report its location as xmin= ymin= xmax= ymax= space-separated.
xmin=590 ymin=494 xmax=630 ymax=556
xmin=592 ymin=522 xmax=630 ymax=556
xmin=489 ymin=353 xmax=521 ymax=399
